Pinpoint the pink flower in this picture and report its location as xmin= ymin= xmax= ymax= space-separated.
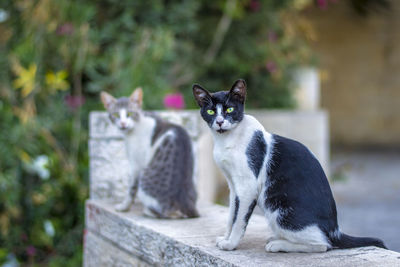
xmin=64 ymin=94 xmax=85 ymax=110
xmin=56 ymin=23 xmax=74 ymax=36
xmin=249 ymin=0 xmax=261 ymax=12
xmin=26 ymin=245 xmax=36 ymax=257
xmin=265 ymin=61 xmax=277 ymax=73
xmin=163 ymin=93 xmax=185 ymax=110
xmin=317 ymin=0 xmax=328 ymax=9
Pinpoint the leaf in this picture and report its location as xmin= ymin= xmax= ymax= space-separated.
xmin=45 ymin=70 xmax=69 ymax=92
xmin=13 ymin=63 xmax=37 ymax=97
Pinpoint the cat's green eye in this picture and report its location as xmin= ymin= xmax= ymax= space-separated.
xmin=226 ymin=107 xmax=234 ymax=113
xmin=113 ymin=112 xmax=120 ymax=118
xmin=207 ymin=110 xmax=215 ymax=115
xmin=127 ymin=111 xmax=133 ymax=117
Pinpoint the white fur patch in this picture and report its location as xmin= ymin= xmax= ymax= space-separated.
xmin=263 ymin=209 xmax=329 ymax=248
xmin=115 ymin=115 xmax=156 ymax=212
xmin=137 ymin=187 xmax=160 ymax=212
xmin=152 ymin=130 xmax=175 ymax=152
xmin=265 ymin=239 xmax=328 ymax=253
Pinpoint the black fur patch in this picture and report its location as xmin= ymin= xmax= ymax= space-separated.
xmin=246 ymin=130 xmax=266 ymax=178
xmin=198 ymin=91 xmax=245 ymax=129
xmin=265 ymin=134 xmax=338 ymax=235
xmin=244 ymin=199 xmax=257 ymax=224
xmin=330 ymin=233 xmax=386 ymax=249
xmin=232 ymin=196 xmax=240 ymax=225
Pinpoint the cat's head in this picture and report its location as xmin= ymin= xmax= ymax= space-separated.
xmin=100 ymin=88 xmax=143 ymax=133
xmin=192 ymin=79 xmax=246 ymax=134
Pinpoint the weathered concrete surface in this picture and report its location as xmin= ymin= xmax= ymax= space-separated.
xmin=84 ymin=231 xmax=151 ymax=267
xmin=84 ymin=200 xmax=400 ymax=267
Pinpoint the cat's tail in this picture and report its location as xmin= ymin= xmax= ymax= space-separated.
xmin=330 ymin=232 xmax=387 ymax=249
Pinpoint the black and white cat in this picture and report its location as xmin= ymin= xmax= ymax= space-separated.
xmin=192 ymin=79 xmax=386 ymax=252
xmin=101 ymin=88 xmax=199 ymax=218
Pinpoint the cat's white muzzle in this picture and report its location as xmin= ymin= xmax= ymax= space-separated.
xmin=212 ymin=119 xmax=235 ymax=133
xmin=117 ymin=120 xmax=135 ymax=132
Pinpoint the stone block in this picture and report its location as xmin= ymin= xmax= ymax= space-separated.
xmin=84 ymin=200 xmax=400 ymax=266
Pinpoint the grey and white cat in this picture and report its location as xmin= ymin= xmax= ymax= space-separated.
xmin=101 ymin=88 xmax=199 ymax=218
xmin=193 ymin=79 xmax=386 ymax=252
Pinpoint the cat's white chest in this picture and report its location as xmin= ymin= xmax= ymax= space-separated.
xmin=213 ymin=141 xmax=235 ymax=167
xmin=123 ymin=117 xmax=156 ymax=168
xmin=211 ymin=115 xmax=271 ymax=181
xmin=212 ymin=134 xmax=246 ymax=180
xmin=125 ymin=134 xmax=149 ymax=166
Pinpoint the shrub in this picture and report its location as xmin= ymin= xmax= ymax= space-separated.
xmin=0 ymin=0 xmax=314 ymax=265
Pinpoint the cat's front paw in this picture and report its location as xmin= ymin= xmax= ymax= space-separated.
xmin=216 ymin=239 xmax=237 ymax=251
xmin=114 ymin=202 xmax=131 ymax=212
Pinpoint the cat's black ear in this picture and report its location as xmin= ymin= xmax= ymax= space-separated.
xmin=130 ymin=87 xmax=143 ymax=108
xmin=101 ymin=91 xmax=116 ymax=109
xmin=192 ymin=84 xmax=211 ymax=107
xmin=229 ymin=79 xmax=246 ymax=103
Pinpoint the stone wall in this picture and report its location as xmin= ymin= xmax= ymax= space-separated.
xmin=303 ymin=1 xmax=400 ymax=147
xmin=85 ymin=110 xmax=400 ymax=266
xmin=89 ymin=110 xmax=329 ymax=203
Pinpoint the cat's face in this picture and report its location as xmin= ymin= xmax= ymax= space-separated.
xmin=101 ymin=88 xmax=143 ymax=133
xmin=192 ymin=79 xmax=246 ymax=134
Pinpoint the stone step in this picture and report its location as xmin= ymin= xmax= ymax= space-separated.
xmin=84 ymin=200 xmax=400 ymax=267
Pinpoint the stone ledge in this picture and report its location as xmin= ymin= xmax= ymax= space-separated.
xmin=84 ymin=200 xmax=400 ymax=267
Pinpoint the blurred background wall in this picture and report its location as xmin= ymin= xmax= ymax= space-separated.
xmin=304 ymin=0 xmax=400 ymax=148
xmin=300 ymin=0 xmax=400 ymax=252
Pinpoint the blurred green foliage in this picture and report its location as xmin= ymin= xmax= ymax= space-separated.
xmin=0 ymin=0 xmax=314 ymax=265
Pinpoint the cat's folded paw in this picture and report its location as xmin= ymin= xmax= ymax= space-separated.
xmin=265 ymin=235 xmax=278 ymax=244
xmin=216 ymin=239 xmax=236 ymax=251
xmin=265 ymin=242 xmax=279 ymax=253
xmin=114 ymin=202 xmax=131 ymax=212
xmin=216 ymin=236 xmax=227 ymax=244
xmin=265 ymin=240 xmax=286 ymax=253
